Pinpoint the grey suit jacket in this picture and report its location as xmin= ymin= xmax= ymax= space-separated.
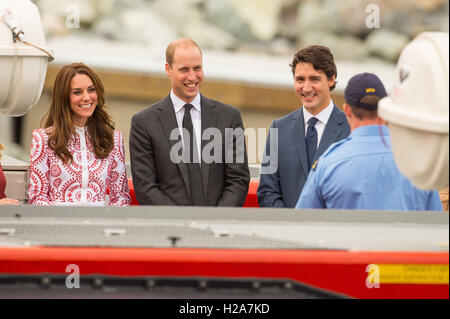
xmin=130 ymin=94 xmax=250 ymax=206
xmin=257 ymin=105 xmax=350 ymax=208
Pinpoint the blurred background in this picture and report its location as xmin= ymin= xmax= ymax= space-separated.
xmin=1 ymin=0 xmax=448 ymax=164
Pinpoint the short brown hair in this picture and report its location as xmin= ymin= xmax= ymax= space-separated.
xmin=166 ymin=38 xmax=202 ymax=68
xmin=41 ymin=63 xmax=115 ymax=164
xmin=290 ymin=45 xmax=337 ymax=91
xmin=349 ymin=95 xmax=380 ymax=120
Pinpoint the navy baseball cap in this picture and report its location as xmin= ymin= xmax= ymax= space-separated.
xmin=344 ymin=73 xmax=387 ymax=110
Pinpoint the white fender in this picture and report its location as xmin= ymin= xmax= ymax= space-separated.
xmin=0 ymin=0 xmax=52 ymax=116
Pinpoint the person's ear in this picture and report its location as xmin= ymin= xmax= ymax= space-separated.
xmin=328 ymin=75 xmax=336 ymax=89
xmin=343 ymin=103 xmax=352 ymax=118
xmin=165 ymin=63 xmax=171 ymax=77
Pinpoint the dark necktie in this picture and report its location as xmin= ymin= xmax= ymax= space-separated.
xmin=306 ymin=117 xmax=318 ymax=170
xmin=182 ymin=104 xmax=205 ymax=206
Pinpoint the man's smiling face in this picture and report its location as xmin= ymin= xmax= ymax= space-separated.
xmin=165 ymin=45 xmax=204 ymax=103
xmin=294 ymin=62 xmax=335 ymax=115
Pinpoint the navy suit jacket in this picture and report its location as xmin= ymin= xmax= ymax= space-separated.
xmin=257 ymin=105 xmax=350 ymax=208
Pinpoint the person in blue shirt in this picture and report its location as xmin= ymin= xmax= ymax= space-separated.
xmin=295 ymin=72 xmax=442 ymax=211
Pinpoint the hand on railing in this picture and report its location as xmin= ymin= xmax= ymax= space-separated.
xmin=0 ymin=198 xmax=19 ymax=205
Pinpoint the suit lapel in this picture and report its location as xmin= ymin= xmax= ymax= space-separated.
xmin=157 ymin=95 xmax=191 ymax=194
xmin=200 ymin=95 xmax=218 ymax=199
xmin=291 ymin=109 xmax=309 ymax=176
xmin=315 ymin=105 xmax=346 ymax=161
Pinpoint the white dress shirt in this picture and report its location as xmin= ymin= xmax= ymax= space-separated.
xmin=171 ymin=91 xmax=202 ymax=162
xmin=303 ymin=100 xmax=334 ymax=149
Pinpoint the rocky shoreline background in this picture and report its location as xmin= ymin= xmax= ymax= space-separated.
xmin=35 ymin=0 xmax=449 ymax=64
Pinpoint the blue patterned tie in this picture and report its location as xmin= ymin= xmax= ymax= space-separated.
xmin=306 ymin=117 xmax=318 ymax=170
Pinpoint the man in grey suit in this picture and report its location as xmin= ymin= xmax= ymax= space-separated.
xmin=257 ymin=45 xmax=350 ymax=208
xmin=130 ymin=38 xmax=250 ymax=206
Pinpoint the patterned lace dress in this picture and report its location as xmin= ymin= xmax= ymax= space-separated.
xmin=28 ymin=126 xmax=130 ymax=206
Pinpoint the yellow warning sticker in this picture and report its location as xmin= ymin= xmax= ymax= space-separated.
xmin=373 ymin=264 xmax=449 ymax=285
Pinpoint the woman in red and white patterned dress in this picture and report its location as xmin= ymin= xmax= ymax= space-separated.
xmin=28 ymin=63 xmax=130 ymax=206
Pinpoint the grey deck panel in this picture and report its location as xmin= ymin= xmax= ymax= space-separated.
xmin=0 ymin=205 xmax=447 ymax=252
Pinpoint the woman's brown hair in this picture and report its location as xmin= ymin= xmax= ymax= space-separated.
xmin=0 ymin=143 xmax=4 ymax=160
xmin=41 ymin=63 xmax=115 ymax=164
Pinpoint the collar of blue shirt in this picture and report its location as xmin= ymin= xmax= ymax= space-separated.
xmin=351 ymin=124 xmax=390 ymax=137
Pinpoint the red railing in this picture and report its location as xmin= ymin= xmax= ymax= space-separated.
xmin=127 ymin=178 xmax=260 ymax=207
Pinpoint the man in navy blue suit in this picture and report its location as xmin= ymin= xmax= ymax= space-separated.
xmin=257 ymin=45 xmax=350 ymax=208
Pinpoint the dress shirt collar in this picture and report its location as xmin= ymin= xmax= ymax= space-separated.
xmin=74 ymin=126 xmax=86 ymax=134
xmin=303 ymin=100 xmax=333 ymax=125
xmin=170 ymin=91 xmax=201 ymax=114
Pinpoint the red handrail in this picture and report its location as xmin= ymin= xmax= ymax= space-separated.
xmin=126 ymin=178 xmax=260 ymax=207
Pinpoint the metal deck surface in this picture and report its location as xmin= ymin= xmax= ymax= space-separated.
xmin=0 ymin=206 xmax=447 ymax=252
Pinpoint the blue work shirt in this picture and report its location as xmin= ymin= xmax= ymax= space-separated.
xmin=295 ymin=125 xmax=442 ymax=211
